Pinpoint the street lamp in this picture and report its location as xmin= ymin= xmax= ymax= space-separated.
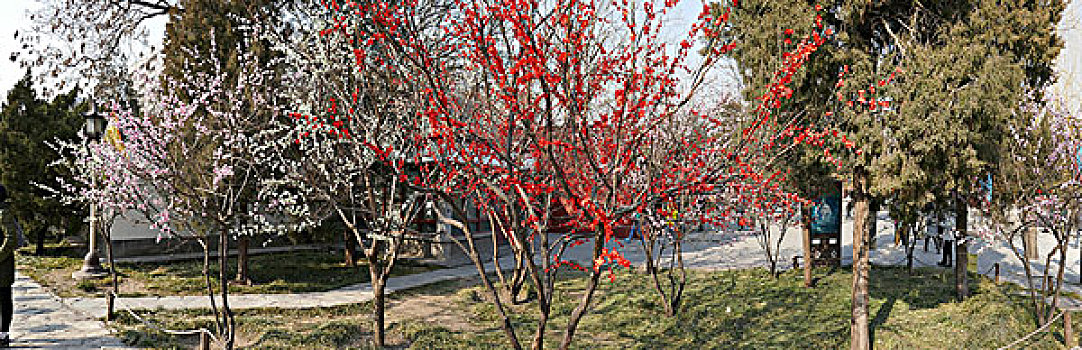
xmin=73 ymin=104 xmax=108 ymax=280
xmin=85 ymin=108 xmax=106 ymax=141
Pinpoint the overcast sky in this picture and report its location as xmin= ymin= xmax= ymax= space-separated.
xmin=0 ymin=1 xmax=1079 ymax=112
xmin=1054 ymin=0 xmax=1082 ymax=114
xmin=0 ymin=1 xmax=37 ymax=99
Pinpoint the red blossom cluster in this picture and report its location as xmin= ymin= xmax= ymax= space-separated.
xmin=301 ymin=1 xmax=891 ymax=346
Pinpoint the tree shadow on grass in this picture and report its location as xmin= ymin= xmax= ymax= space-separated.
xmin=867 ymin=266 xmax=978 ymax=311
xmin=809 ymin=263 xmax=841 ymax=287
xmin=869 ymin=295 xmax=896 ymax=346
xmin=599 ymin=268 xmax=852 ymax=349
xmin=413 ymin=266 xmax=995 ymax=349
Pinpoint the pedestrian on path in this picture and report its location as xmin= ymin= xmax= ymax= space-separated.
xmin=0 ymin=185 xmax=18 ymax=347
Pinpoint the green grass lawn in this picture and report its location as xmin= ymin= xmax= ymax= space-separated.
xmin=16 ymin=248 xmax=439 ymax=297
xmin=109 ymin=265 xmax=1078 ymax=349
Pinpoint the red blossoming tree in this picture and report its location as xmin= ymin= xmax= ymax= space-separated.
xmin=307 ymin=0 xmax=859 ymax=348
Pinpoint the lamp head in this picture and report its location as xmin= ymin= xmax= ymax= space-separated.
xmin=83 ymin=104 xmax=107 ymax=141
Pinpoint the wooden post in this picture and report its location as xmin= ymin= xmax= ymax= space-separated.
xmin=200 ymin=331 xmax=211 ymax=350
xmin=105 ymin=293 xmax=114 ymax=322
xmin=994 ymin=263 xmax=1000 ymax=284
xmin=1066 ymin=310 xmax=1075 ymax=348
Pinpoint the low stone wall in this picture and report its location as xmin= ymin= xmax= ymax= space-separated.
xmin=102 ymin=233 xmax=295 ymax=259
xmin=102 ymin=223 xmax=510 ymax=265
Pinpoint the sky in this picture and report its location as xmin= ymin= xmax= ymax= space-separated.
xmin=0 ymin=1 xmax=35 ymax=100
xmin=1054 ymin=0 xmax=1082 ymax=115
xmin=0 ymin=1 xmax=1079 ymax=112
xmin=0 ymin=1 xmax=167 ymax=102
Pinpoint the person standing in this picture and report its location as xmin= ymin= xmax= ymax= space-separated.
xmin=0 ymin=185 xmax=17 ymax=347
xmin=935 ymin=211 xmax=953 ymax=267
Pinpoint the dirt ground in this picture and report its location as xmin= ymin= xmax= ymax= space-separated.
xmin=385 ymin=278 xmax=482 ymax=333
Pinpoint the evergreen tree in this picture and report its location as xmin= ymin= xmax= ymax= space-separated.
xmin=718 ymin=0 xmax=1065 ymax=348
xmin=0 ymin=71 xmax=87 ymax=255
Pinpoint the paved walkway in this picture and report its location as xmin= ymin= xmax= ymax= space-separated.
xmin=549 ymin=208 xmax=1082 ymax=297
xmin=63 ymin=259 xmax=510 ymax=320
xmin=10 ymin=273 xmax=131 ymax=349
xmin=8 ymin=257 xmax=508 ymax=349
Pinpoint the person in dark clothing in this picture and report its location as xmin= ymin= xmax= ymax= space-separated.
xmin=0 ymin=185 xmax=16 ymax=347
xmin=936 ymin=219 xmax=953 ymax=267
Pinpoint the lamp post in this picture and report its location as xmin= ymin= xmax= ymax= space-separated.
xmin=73 ymin=104 xmax=108 ymax=280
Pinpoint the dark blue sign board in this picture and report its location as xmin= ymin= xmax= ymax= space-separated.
xmin=807 ymin=180 xmax=842 ymax=267
xmin=810 ymin=195 xmax=841 ymax=235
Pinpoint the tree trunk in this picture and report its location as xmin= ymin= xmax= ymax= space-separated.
xmin=560 ymin=268 xmax=602 ymax=350
xmin=219 ymin=231 xmax=236 ymax=350
xmin=199 ymin=239 xmax=223 ymax=343
xmin=373 ymin=274 xmax=387 ymax=348
xmin=343 ymin=229 xmax=357 ymax=267
xmin=955 ymin=199 xmax=969 ymax=300
xmin=515 ymin=238 xmax=549 ymax=350
xmin=532 ymin=295 xmax=551 ymax=350
xmin=667 ymin=238 xmax=688 ymax=315
xmin=511 ymin=257 xmax=529 ymax=304
xmin=904 ymin=219 xmax=917 ymax=274
xmin=764 ymin=219 xmax=778 ymax=277
xmin=532 ymin=290 xmax=551 ymax=350
xmin=802 ymin=205 xmax=813 ymax=288
xmin=643 ymin=234 xmax=670 ymax=314
xmin=364 ymin=236 xmax=388 ymax=349
xmin=1051 ymin=235 xmax=1069 ymax=324
xmin=850 ymin=167 xmax=871 ymax=350
xmin=105 ymin=226 xmax=118 ymax=322
xmin=768 ymin=254 xmax=778 ymax=277
xmin=436 ymin=210 xmax=523 ymax=350
xmin=35 ymin=226 xmax=45 ymax=256
xmin=235 ymin=236 xmax=251 ymax=285
xmin=559 ymin=234 xmax=604 ymax=350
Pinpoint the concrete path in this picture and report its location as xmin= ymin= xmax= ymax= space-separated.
xmin=553 ymin=210 xmax=938 ymax=271
xmin=63 ymin=259 xmax=511 ymax=320
xmin=551 ymin=208 xmax=1082 ymax=297
xmin=10 ymin=273 xmax=131 ymax=349
xmin=11 ymin=256 xmax=508 ymax=349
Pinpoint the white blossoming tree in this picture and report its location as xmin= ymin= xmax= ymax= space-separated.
xmin=255 ymin=2 xmax=460 ymax=347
